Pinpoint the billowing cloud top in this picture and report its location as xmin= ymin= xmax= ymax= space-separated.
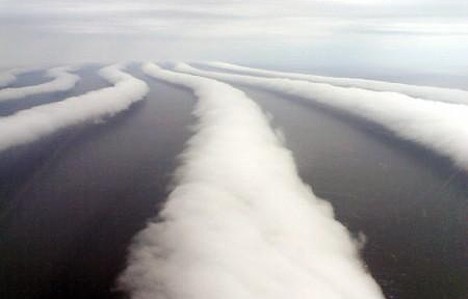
xmin=119 ymin=63 xmax=385 ymax=299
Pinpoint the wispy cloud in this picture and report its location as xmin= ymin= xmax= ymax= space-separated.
xmin=199 ymin=61 xmax=468 ymax=104
xmin=2 ymin=0 xmax=467 ymax=37
xmin=1 ymin=0 xmax=467 ymax=73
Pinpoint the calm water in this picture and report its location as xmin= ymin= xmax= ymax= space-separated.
xmin=0 ymin=66 xmax=466 ymax=299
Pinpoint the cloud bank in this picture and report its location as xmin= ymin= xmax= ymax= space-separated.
xmin=174 ymin=63 xmax=468 ymax=171
xmin=200 ymin=61 xmax=468 ymax=105
xmin=0 ymin=64 xmax=148 ymax=152
xmin=0 ymin=66 xmax=80 ymax=102
xmin=118 ymin=62 xmax=385 ymax=299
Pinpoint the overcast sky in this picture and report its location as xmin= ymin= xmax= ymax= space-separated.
xmin=1 ymin=0 xmax=467 ymax=76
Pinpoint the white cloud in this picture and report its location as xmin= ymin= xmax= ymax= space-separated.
xmin=200 ymin=61 xmax=468 ymax=105
xmin=0 ymin=66 xmax=79 ymax=102
xmin=174 ymin=63 xmax=468 ymax=171
xmin=0 ymin=64 xmax=148 ymax=152
xmin=119 ymin=62 xmax=385 ymax=299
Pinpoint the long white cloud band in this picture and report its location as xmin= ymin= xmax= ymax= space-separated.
xmin=0 ymin=64 xmax=148 ymax=152
xmin=0 ymin=66 xmax=80 ymax=102
xmin=118 ymin=62 xmax=385 ymax=299
xmin=174 ymin=63 xmax=468 ymax=171
xmin=200 ymin=61 xmax=468 ymax=106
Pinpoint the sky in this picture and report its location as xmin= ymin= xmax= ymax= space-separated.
xmin=1 ymin=0 xmax=467 ymax=76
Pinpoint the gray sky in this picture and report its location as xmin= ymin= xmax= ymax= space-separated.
xmin=1 ymin=0 xmax=467 ymax=75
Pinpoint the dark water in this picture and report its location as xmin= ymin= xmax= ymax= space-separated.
xmin=237 ymin=86 xmax=468 ymax=299
xmin=0 ymin=65 xmax=108 ymax=116
xmin=0 ymin=66 xmax=467 ymax=299
xmin=0 ymin=68 xmax=196 ymax=298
